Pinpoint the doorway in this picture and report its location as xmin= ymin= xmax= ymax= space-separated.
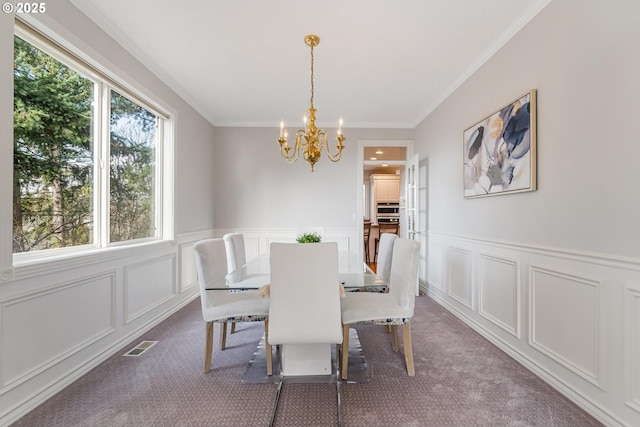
xmin=356 ymin=140 xmax=414 ymax=266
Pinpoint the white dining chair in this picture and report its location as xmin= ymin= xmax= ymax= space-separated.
xmin=223 ymin=232 xmax=247 ymax=272
xmin=375 ymin=232 xmax=398 ymax=285
xmin=373 ymin=222 xmax=399 ymax=262
xmin=223 ymin=232 xmax=248 ymax=334
xmin=268 ymin=242 xmax=343 ymax=376
xmin=194 ymin=238 xmax=272 ymax=375
xmin=373 ymin=233 xmax=398 ymax=334
xmin=340 ymin=238 xmax=420 ymax=379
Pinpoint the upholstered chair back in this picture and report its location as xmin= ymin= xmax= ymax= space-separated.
xmin=388 ymin=238 xmax=421 ymax=315
xmin=376 ymin=233 xmax=399 ymax=284
xmin=268 ymin=242 xmax=343 ymax=345
xmin=223 ymin=232 xmax=246 ymax=272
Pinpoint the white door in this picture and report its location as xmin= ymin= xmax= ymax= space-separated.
xmin=405 ymin=154 xmax=421 ymax=295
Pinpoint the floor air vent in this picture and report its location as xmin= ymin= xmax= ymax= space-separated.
xmin=124 ymin=340 xmax=157 ymax=357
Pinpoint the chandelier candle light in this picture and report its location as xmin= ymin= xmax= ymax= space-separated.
xmin=277 ymin=34 xmax=346 ymax=172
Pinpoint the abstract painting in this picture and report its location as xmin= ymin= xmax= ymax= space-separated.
xmin=463 ymin=90 xmax=537 ymax=198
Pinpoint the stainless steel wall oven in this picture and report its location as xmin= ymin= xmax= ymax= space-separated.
xmin=377 ymin=202 xmax=400 ymax=223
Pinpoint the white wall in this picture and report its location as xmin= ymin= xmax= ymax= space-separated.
xmin=0 ymin=3 xmax=218 ymax=424
xmin=212 ymin=127 xmax=414 ymax=231
xmin=418 ymin=0 xmax=640 ymax=258
xmin=211 ymin=127 xmax=414 ymax=257
xmin=415 ymin=0 xmax=640 ymax=425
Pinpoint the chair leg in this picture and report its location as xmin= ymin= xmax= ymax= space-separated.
xmin=341 ymin=324 xmax=350 ymax=380
xmin=264 ymin=319 xmax=273 ymax=376
xmin=230 ymin=323 xmax=236 ymax=334
xmin=390 ymin=325 xmax=399 ymax=352
xmin=204 ymin=322 xmax=214 ymax=373
xmin=373 ymin=238 xmax=379 ymax=263
xmin=220 ymin=322 xmax=228 ymax=350
xmin=364 ymin=238 xmax=370 ymax=263
xmin=403 ymin=322 xmax=415 ymax=376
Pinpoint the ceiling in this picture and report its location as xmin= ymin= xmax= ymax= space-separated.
xmin=363 ymin=147 xmax=406 ymax=162
xmin=363 ymin=147 xmax=406 ymax=174
xmin=70 ymin=0 xmax=550 ymax=129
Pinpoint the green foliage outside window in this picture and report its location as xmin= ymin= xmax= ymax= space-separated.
xmin=13 ymin=35 xmax=159 ymax=253
xmin=13 ymin=35 xmax=93 ymax=252
xmin=109 ymin=91 xmax=157 ymax=243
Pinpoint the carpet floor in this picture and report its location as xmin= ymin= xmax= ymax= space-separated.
xmin=12 ymin=295 xmax=603 ymax=427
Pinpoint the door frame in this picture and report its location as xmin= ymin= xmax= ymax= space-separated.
xmin=356 ymin=139 xmax=414 ymax=259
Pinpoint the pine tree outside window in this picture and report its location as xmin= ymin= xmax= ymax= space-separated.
xmin=13 ymin=23 xmax=172 ymax=258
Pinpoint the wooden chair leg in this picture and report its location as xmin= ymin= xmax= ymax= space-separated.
xmin=390 ymin=325 xmax=399 ymax=352
xmin=373 ymin=238 xmax=379 ymax=263
xmin=204 ymin=322 xmax=214 ymax=373
xmin=364 ymin=239 xmax=370 ymax=263
xmin=341 ymin=324 xmax=350 ymax=380
xmin=230 ymin=323 xmax=236 ymax=333
xmin=403 ymin=322 xmax=415 ymax=376
xmin=220 ymin=322 xmax=228 ymax=350
xmin=264 ymin=320 xmax=273 ymax=376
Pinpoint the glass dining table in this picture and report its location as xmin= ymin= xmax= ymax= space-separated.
xmin=206 ymin=251 xmax=384 ymax=292
xmin=205 ymin=251 xmax=385 ymax=378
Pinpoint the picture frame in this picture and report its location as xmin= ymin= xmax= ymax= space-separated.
xmin=463 ymin=90 xmax=537 ymax=198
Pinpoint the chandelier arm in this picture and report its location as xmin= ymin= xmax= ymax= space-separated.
xmin=320 ymin=130 xmax=345 ymax=162
xmin=279 ymin=136 xmax=301 ymax=163
xmin=295 ymin=129 xmax=309 ymax=148
xmin=327 ymin=152 xmax=343 ymax=162
xmin=280 ymin=148 xmax=299 ymax=163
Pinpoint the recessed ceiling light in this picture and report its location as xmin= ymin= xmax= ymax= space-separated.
xmin=370 ymin=157 xmax=377 ymax=160
xmin=382 ymin=163 xmax=388 ymax=167
xmin=376 ymin=150 xmax=383 ymax=155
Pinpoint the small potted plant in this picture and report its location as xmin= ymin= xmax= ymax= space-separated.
xmin=296 ymin=232 xmax=322 ymax=243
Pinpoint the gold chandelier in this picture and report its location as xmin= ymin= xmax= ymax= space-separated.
xmin=277 ymin=34 xmax=346 ymax=172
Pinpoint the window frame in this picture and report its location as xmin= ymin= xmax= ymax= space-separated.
xmin=12 ymin=19 xmax=175 ymax=268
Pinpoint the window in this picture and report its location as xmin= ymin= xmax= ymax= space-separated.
xmin=109 ymin=90 xmax=159 ymax=243
xmin=13 ymin=23 xmax=172 ymax=257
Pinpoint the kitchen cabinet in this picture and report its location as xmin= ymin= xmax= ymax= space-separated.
xmin=371 ymin=174 xmax=400 ymax=203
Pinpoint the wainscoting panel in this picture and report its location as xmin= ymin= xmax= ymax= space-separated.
xmin=1 ymin=272 xmax=115 ymax=387
xmin=324 ymin=228 xmax=356 ymax=253
xmin=243 ymin=234 xmax=262 ymax=260
xmin=260 ymin=233 xmax=296 ymax=254
xmin=1 ymin=232 xmax=204 ymax=426
xmin=479 ymin=254 xmax=520 ymax=338
xmin=424 ymin=231 xmax=640 ymax=426
xmin=626 ymin=284 xmax=640 ymax=413
xmin=179 ymin=241 xmax=198 ymax=293
xmin=124 ymin=254 xmax=176 ymax=324
xmin=529 ymin=266 xmax=600 ymax=386
xmin=427 ymin=241 xmax=445 ymax=291
xmin=447 ymin=247 xmax=473 ymax=309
